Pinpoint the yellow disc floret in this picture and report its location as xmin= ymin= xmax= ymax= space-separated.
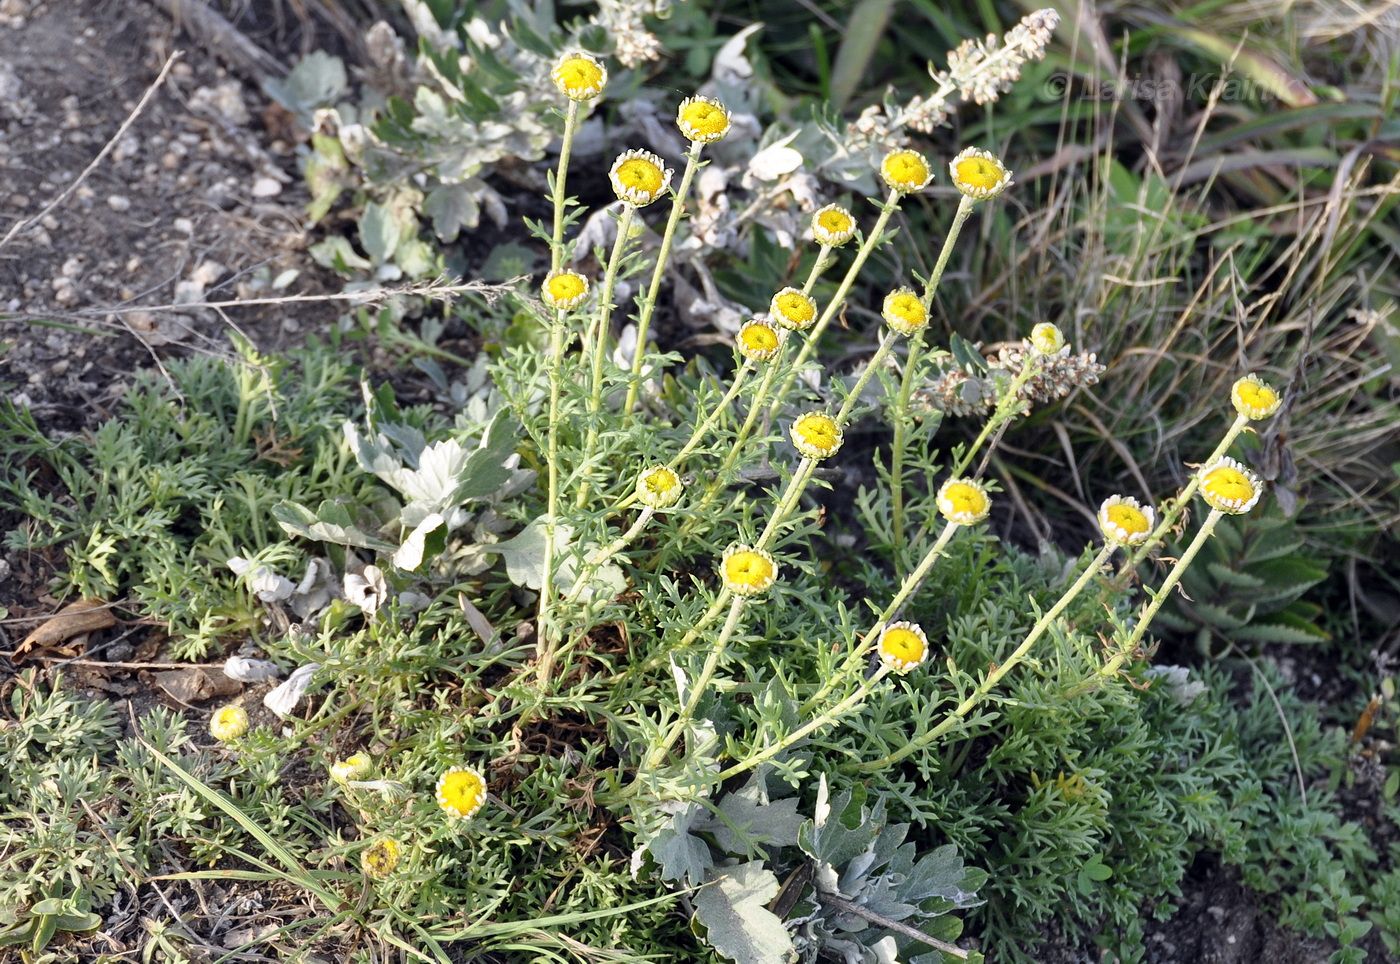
xmin=882 ymin=288 xmax=928 ymax=336
xmin=812 ymin=203 xmax=857 ymax=246
xmin=880 ymin=149 xmax=933 ymax=194
xmin=1097 ymin=495 xmax=1155 ymax=547
xmin=361 ymin=838 xmax=401 ymax=878
xmin=636 ymin=465 xmax=684 ymax=509
xmin=877 ymin=621 xmax=930 ymax=672
xmin=1030 ymin=322 xmax=1066 ymax=356
xmin=209 ymin=705 xmax=249 ymax=742
xmin=1231 ymin=374 xmax=1281 ymax=421
xmin=720 ymin=545 xmax=777 ymax=597
xmin=436 ymin=765 xmax=487 ymax=820
xmin=1199 ymin=457 xmax=1263 ymax=514
xmin=937 ymin=478 xmax=992 ymax=525
xmin=737 ymin=319 xmax=782 ymax=362
xmin=609 ymin=149 xmax=672 ymax=207
xmin=542 ymin=270 xmax=589 ymax=310
xmin=770 ymin=287 xmax=817 ymax=331
xmin=790 ymin=411 xmax=844 ymax=460
xmin=330 ymin=752 xmax=373 ymax=784
xmin=949 ymin=147 xmax=1013 ymax=200
xmin=551 ymin=52 xmax=607 ymax=100
xmin=677 ymin=96 xmax=731 ymax=143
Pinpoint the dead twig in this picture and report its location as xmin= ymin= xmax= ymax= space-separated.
xmin=145 ymin=0 xmax=287 ymax=80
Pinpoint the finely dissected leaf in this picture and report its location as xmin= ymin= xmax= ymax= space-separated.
xmin=272 ymin=500 xmax=395 ymax=550
xmin=693 ymin=863 xmax=796 ymax=964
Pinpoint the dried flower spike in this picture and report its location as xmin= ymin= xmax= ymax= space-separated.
xmin=636 ymin=465 xmax=684 ymax=509
xmin=677 ymin=96 xmax=731 ymax=144
xmin=1098 ymin=495 xmax=1154 ymax=547
xmin=209 ymin=705 xmax=249 ymax=742
xmin=361 ymin=837 xmax=401 ymax=878
xmin=737 ymin=318 xmax=782 ymax=362
xmin=1199 ymin=457 xmax=1263 ymax=515
xmin=720 ymin=545 xmax=777 ymax=596
xmin=880 ymin=149 xmax=934 ymax=194
xmin=330 ymin=752 xmax=373 ymax=784
xmin=878 ymin=621 xmax=930 ymax=672
xmin=937 ymin=478 xmax=992 ymax=525
xmin=609 ymin=149 xmax=672 ymax=207
xmin=1231 ymin=374 xmax=1281 ymax=421
xmin=790 ymin=412 xmax=844 ymax=460
xmin=812 ymin=203 xmax=857 ymax=246
xmin=770 ymin=287 xmax=818 ymax=331
xmin=552 ymin=52 xmax=607 ymax=101
xmin=436 ymin=766 xmax=488 ymax=820
xmin=950 ymin=147 xmax=1012 ymax=200
xmin=1029 ymin=322 xmax=1066 ymax=355
xmin=542 ymin=270 xmax=589 ymax=310
xmin=882 ymin=288 xmax=928 ymax=336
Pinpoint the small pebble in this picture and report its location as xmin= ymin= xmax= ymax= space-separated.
xmin=251 ymin=176 xmax=282 ymax=198
xmin=106 ymin=194 xmax=130 ymax=212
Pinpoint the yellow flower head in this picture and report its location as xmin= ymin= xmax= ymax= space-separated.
xmin=541 ymin=270 xmax=589 ymax=310
xmin=436 ymin=765 xmax=487 ymax=821
xmin=677 ymin=96 xmax=731 ymax=144
xmin=1199 ymin=457 xmax=1263 ymax=515
xmin=609 ymin=149 xmax=672 ymax=207
xmin=737 ymin=318 xmax=782 ymax=362
xmin=937 ymin=478 xmax=992 ymax=525
xmin=1029 ymin=322 xmax=1066 ymax=355
xmin=720 ymin=545 xmax=777 ymax=597
xmin=636 ymin=465 xmax=684 ymax=509
xmin=1097 ymin=495 xmax=1155 ymax=547
xmin=790 ymin=411 xmax=844 ymax=460
xmin=552 ymin=52 xmax=607 ymax=101
xmin=882 ymin=288 xmax=928 ymax=336
xmin=880 ymin=149 xmax=934 ymax=194
xmin=330 ymin=752 xmax=373 ymax=784
xmin=1231 ymin=374 xmax=1281 ymax=421
xmin=878 ymin=621 xmax=930 ymax=673
xmin=769 ymin=287 xmax=817 ymax=331
xmin=812 ymin=203 xmax=857 ymax=246
xmin=949 ymin=147 xmax=1013 ymax=201
xmin=361 ymin=838 xmax=401 ymax=879
xmin=209 ymin=705 xmax=249 ymax=742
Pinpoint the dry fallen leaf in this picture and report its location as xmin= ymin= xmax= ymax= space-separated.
xmin=15 ymin=599 xmax=116 ymax=660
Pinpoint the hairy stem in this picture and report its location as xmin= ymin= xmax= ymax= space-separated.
xmin=549 ymin=101 xmax=580 ymax=272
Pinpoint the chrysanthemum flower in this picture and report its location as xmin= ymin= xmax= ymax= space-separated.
xmin=877 ymin=621 xmax=930 ymax=673
xmin=209 ymin=704 xmax=249 ymax=742
xmin=609 ymin=149 xmax=672 ymax=207
xmin=330 ymin=752 xmax=373 ymax=784
xmin=1097 ymin=495 xmax=1155 ymax=547
xmin=636 ymin=465 xmax=684 ymax=509
xmin=1199 ymin=457 xmax=1263 ymax=514
xmin=882 ymin=288 xmax=928 ymax=336
xmin=770 ymin=287 xmax=817 ymax=331
xmin=541 ymin=270 xmax=589 ymax=310
xmin=720 ymin=545 xmax=777 ymax=597
xmin=937 ymin=478 xmax=992 ymax=525
xmin=551 ymin=52 xmax=607 ymax=101
xmin=949 ymin=147 xmax=1013 ymax=200
xmin=436 ymin=766 xmax=487 ymax=821
xmin=737 ymin=318 xmax=782 ymax=362
xmin=676 ymin=96 xmax=731 ymax=143
xmin=812 ymin=203 xmax=857 ymax=246
xmin=790 ymin=411 xmax=844 ymax=460
xmin=1029 ymin=322 xmax=1066 ymax=355
xmin=880 ymin=149 xmax=934 ymax=194
xmin=1230 ymin=374 xmax=1281 ymax=421
xmin=361 ymin=838 xmax=401 ymax=879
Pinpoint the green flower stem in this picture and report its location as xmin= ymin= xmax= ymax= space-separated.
xmin=559 ymin=507 xmax=657 ymax=608
xmin=1080 ymin=508 xmax=1225 ymax=695
xmin=801 ymin=519 xmax=960 ymax=715
xmin=890 ymin=197 xmax=975 ymax=565
xmin=576 ymin=204 xmax=637 ymax=509
xmin=951 ymin=360 xmax=1039 ymax=479
xmin=767 ymin=188 xmax=902 ymax=423
xmin=535 ymin=309 xmax=569 ymax=685
xmin=1119 ymin=415 xmax=1247 ymax=576
xmin=803 ymin=245 xmax=835 ymax=295
xmin=755 ymin=458 xmax=817 ymax=548
xmin=644 ymin=595 xmax=746 ymax=769
xmin=622 ymin=142 xmax=705 ymax=417
xmin=857 ymin=542 xmax=1117 ymax=772
xmin=833 ymin=331 xmax=899 ymax=425
xmin=549 ymin=101 xmax=580 ymax=272
xmin=712 ymin=665 xmax=894 ymax=784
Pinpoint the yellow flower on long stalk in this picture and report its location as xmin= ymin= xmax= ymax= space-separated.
xmin=812 ymin=203 xmax=857 ymax=246
xmin=551 ymin=52 xmax=607 ymax=101
xmin=880 ymin=149 xmax=935 ymax=195
xmin=790 ymin=411 xmax=844 ymax=460
xmin=737 ymin=318 xmax=782 ymax=362
xmin=949 ymin=147 xmax=1013 ymax=200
